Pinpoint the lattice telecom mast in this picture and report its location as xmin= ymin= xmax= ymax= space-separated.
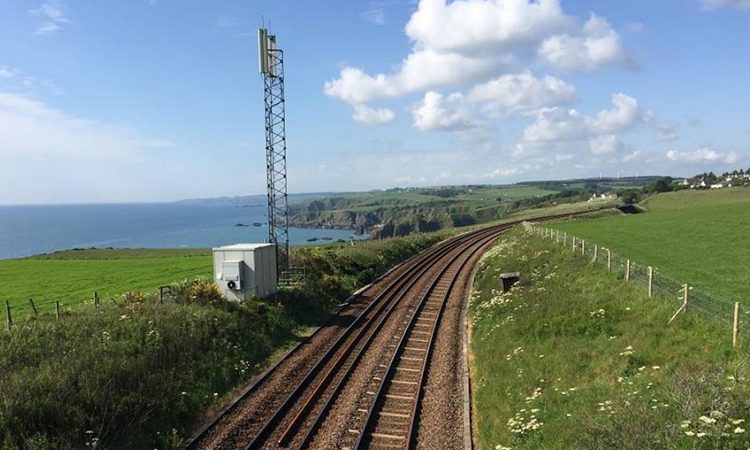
xmin=258 ymin=28 xmax=289 ymax=278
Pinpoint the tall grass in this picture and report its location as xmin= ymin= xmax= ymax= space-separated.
xmin=470 ymin=227 xmax=750 ymax=450
xmin=0 ymin=282 xmax=294 ymax=449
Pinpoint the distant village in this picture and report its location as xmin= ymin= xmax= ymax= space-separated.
xmin=681 ymin=169 xmax=750 ymax=189
xmin=586 ymin=168 xmax=750 ymax=203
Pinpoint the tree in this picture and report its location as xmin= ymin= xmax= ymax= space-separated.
xmin=620 ymin=189 xmax=641 ymax=204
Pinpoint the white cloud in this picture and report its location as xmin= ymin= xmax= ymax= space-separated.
xmin=666 ymin=147 xmax=740 ymax=164
xmin=412 ymin=91 xmax=476 ymax=131
xmin=468 ymin=70 xmax=577 ymax=116
xmin=0 ymin=92 xmax=192 ymax=203
xmin=325 ymin=0 xmax=633 ymax=121
xmin=324 ymin=50 xmax=502 ymax=105
xmin=0 ymin=67 xmax=15 ymax=78
xmin=0 ymin=92 xmax=171 ymax=162
xmin=521 ymin=93 xmax=647 ymax=159
xmin=655 ymin=123 xmax=679 ymax=142
xmin=591 ymin=93 xmax=648 ymax=134
xmin=28 ymin=2 xmax=71 ymax=35
xmin=410 ymin=71 xmax=575 ymax=132
xmin=404 ymin=0 xmax=572 ymax=55
xmin=352 ymin=104 xmax=395 ymax=125
xmin=361 ymin=8 xmax=386 ymax=25
xmin=522 ymin=92 xmax=647 ymax=141
xmin=522 ymin=107 xmax=588 ymax=141
xmin=703 ymin=0 xmax=750 ymax=9
xmin=539 ymin=14 xmax=633 ymax=71
xmin=589 ymin=134 xmax=623 ymax=155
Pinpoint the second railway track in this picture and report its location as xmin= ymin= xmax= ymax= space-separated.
xmin=186 ymin=214 xmax=590 ymax=450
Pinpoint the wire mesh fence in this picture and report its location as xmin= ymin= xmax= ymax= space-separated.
xmin=529 ymin=224 xmax=744 ymax=346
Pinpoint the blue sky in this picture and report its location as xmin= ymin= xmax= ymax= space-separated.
xmin=1 ymin=0 xmax=749 ymax=204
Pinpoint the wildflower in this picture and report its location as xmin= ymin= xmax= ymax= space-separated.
xmin=732 ymin=419 xmax=745 ymax=425
xmin=696 ymin=432 xmax=706 ymax=437
xmin=684 ymin=431 xmax=695 ymax=436
xmin=652 ymin=366 xmax=660 ymax=370
xmin=734 ymin=427 xmax=745 ymax=434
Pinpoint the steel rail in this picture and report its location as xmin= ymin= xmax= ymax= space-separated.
xmin=286 ymin=227 xmax=508 ymax=449
xmin=184 ymin=227 xmax=480 ymax=449
xmin=353 ymin=228 xmax=504 ymax=449
xmin=241 ymin=227 xmax=499 ymax=449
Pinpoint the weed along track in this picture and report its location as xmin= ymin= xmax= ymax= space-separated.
xmin=186 ymin=214 xmax=584 ymax=450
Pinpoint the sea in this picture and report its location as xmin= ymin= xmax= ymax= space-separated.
xmin=0 ymin=201 xmax=364 ymax=260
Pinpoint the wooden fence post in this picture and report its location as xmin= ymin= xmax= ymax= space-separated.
xmin=29 ymin=298 xmax=38 ymax=317
xmin=668 ymin=284 xmax=690 ymax=324
xmin=572 ymin=236 xmax=576 ymax=250
xmin=563 ymin=232 xmax=567 ymax=246
xmin=5 ymin=300 xmax=11 ymax=331
xmin=55 ymin=300 xmax=61 ymax=321
xmin=93 ymin=292 xmax=99 ymax=311
xmin=593 ymin=245 xmax=598 ymax=262
xmin=626 ymin=259 xmax=631 ymax=283
xmin=733 ymin=302 xmax=740 ymax=347
xmin=581 ymin=240 xmax=586 ymax=255
xmin=648 ymin=266 xmax=653 ymax=299
xmin=607 ymin=249 xmax=611 ymax=271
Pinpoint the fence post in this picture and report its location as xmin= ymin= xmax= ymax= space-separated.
xmin=29 ymin=298 xmax=38 ymax=317
xmin=93 ymin=292 xmax=99 ymax=312
xmin=5 ymin=300 xmax=11 ymax=331
xmin=593 ymin=245 xmax=598 ymax=262
xmin=607 ymin=249 xmax=611 ymax=271
xmin=572 ymin=236 xmax=576 ymax=250
xmin=626 ymin=259 xmax=631 ymax=283
xmin=648 ymin=266 xmax=653 ymax=298
xmin=563 ymin=232 xmax=567 ymax=246
xmin=55 ymin=300 xmax=61 ymax=321
xmin=668 ymin=284 xmax=690 ymax=324
xmin=581 ymin=240 xmax=586 ymax=255
xmin=733 ymin=302 xmax=740 ymax=348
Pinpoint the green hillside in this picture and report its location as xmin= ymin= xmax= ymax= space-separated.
xmin=0 ymin=249 xmax=212 ymax=316
xmin=551 ymin=188 xmax=750 ymax=302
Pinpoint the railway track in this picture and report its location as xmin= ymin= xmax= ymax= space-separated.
xmin=186 ymin=213 xmax=599 ymax=450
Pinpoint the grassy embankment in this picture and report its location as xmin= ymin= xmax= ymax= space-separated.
xmin=0 ymin=231 xmax=450 ymax=450
xmin=551 ymin=188 xmax=750 ymax=301
xmin=470 ymin=228 xmax=750 ymax=450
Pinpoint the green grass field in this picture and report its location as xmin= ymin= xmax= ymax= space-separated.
xmin=0 ymin=249 xmax=212 ymax=316
xmin=470 ymin=228 xmax=749 ymax=450
xmin=551 ymin=188 xmax=750 ymax=302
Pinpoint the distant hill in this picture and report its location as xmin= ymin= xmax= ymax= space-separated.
xmin=175 ymin=192 xmax=347 ymax=206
